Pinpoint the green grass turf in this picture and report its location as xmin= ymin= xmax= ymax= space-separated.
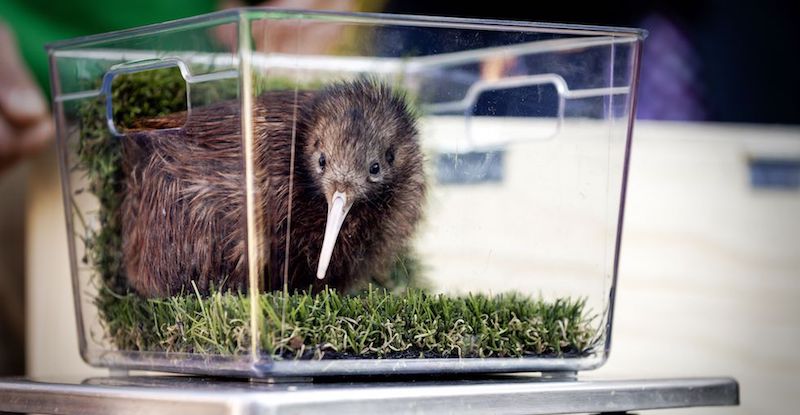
xmin=98 ymin=285 xmax=600 ymax=359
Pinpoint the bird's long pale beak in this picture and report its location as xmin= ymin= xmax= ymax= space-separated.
xmin=316 ymin=190 xmax=352 ymax=279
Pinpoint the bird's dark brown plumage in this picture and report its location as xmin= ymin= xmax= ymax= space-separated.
xmin=121 ymin=80 xmax=426 ymax=297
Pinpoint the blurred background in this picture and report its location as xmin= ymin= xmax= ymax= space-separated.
xmin=0 ymin=0 xmax=798 ymax=414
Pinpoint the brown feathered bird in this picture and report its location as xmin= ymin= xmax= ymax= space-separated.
xmin=121 ymin=80 xmax=426 ymax=297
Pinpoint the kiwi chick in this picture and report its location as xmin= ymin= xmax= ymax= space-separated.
xmin=121 ymin=80 xmax=426 ymax=297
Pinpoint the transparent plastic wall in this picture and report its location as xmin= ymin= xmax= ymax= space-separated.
xmin=48 ymin=9 xmax=644 ymax=377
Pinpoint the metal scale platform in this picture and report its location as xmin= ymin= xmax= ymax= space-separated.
xmin=0 ymin=375 xmax=738 ymax=414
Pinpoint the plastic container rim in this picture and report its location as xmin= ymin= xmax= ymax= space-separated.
xmin=45 ymin=7 xmax=647 ymax=51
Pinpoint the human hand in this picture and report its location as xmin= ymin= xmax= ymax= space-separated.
xmin=0 ymin=22 xmax=54 ymax=174
xmin=480 ymin=56 xmax=518 ymax=82
xmin=216 ymin=0 xmax=356 ymax=54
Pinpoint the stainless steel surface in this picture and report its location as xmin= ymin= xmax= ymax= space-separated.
xmin=0 ymin=375 xmax=739 ymax=415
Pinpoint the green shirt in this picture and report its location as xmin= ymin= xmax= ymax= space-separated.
xmin=0 ymin=0 xmax=217 ymax=92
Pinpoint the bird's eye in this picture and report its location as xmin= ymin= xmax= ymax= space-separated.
xmin=318 ymin=153 xmax=326 ymax=171
xmin=369 ymin=162 xmax=380 ymax=175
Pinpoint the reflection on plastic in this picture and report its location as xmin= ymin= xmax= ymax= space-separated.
xmin=436 ymin=150 xmax=505 ymax=185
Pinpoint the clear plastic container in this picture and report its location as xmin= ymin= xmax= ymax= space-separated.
xmin=47 ymin=8 xmax=645 ymax=377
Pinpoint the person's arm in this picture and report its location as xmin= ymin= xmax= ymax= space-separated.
xmin=0 ymin=22 xmax=54 ymax=174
